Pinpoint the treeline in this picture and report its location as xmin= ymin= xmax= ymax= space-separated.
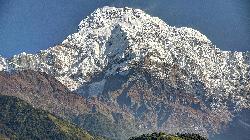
xmin=129 ymin=132 xmax=208 ymax=140
xmin=177 ymin=133 xmax=207 ymax=140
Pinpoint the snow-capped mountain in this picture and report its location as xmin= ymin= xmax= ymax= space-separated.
xmin=1 ymin=6 xmax=249 ymax=137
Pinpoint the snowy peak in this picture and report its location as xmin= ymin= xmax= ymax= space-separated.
xmin=60 ymin=7 xmax=217 ymax=80
xmin=63 ymin=6 xmax=211 ymax=59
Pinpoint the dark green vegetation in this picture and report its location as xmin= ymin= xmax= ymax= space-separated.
xmin=0 ymin=95 xmax=94 ymax=140
xmin=129 ymin=132 xmax=208 ymax=140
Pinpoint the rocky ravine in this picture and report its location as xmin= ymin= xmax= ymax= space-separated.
xmin=0 ymin=6 xmax=249 ymax=138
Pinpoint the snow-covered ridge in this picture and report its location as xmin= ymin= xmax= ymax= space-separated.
xmin=1 ymin=6 xmax=250 ymax=109
xmin=0 ymin=56 xmax=7 ymax=71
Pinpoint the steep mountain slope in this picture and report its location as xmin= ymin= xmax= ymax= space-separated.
xmin=0 ymin=70 xmax=139 ymax=139
xmin=211 ymin=109 xmax=250 ymax=140
xmin=0 ymin=95 xmax=93 ymax=140
xmin=0 ymin=6 xmax=249 ymax=138
xmin=0 ymin=70 xmax=90 ymax=121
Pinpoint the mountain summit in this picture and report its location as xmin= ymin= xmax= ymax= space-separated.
xmin=1 ymin=6 xmax=249 ymax=138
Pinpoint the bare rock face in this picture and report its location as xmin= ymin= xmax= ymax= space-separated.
xmin=0 ymin=6 xmax=249 ymax=138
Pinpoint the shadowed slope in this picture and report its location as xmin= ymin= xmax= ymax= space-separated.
xmin=0 ymin=95 xmax=94 ymax=140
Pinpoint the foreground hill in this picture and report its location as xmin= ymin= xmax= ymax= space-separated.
xmin=0 ymin=95 xmax=94 ymax=140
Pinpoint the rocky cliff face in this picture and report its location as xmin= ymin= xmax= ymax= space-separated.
xmin=0 ymin=6 xmax=249 ymax=138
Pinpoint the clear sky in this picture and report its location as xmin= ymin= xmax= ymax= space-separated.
xmin=0 ymin=0 xmax=250 ymax=57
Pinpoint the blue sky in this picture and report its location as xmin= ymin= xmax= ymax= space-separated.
xmin=0 ymin=0 xmax=249 ymax=57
